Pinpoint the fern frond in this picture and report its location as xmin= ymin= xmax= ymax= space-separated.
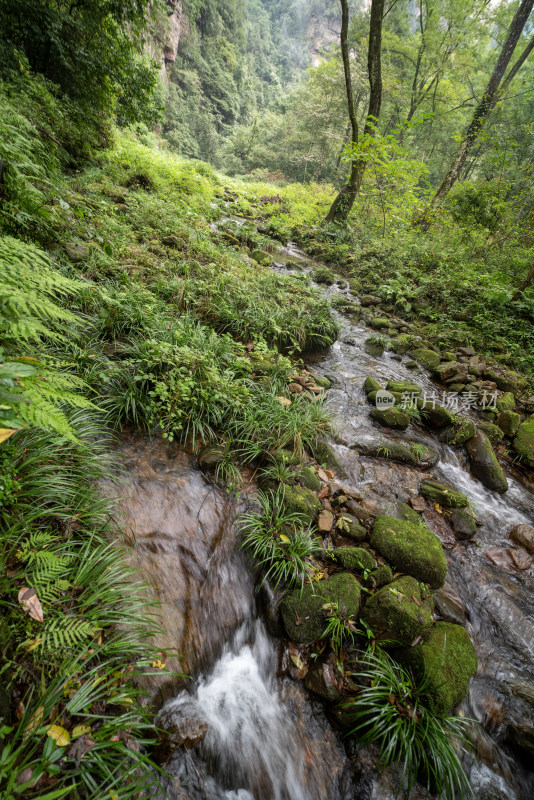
xmin=37 ymin=617 xmax=97 ymax=652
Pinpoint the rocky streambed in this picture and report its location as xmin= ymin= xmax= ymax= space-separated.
xmin=113 ymin=227 xmax=534 ymax=799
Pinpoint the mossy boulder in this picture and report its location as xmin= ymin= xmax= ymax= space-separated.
xmin=364 ymin=376 xmax=382 ymax=395
xmin=281 ymin=485 xmax=321 ymax=524
xmin=465 ymin=431 xmax=508 ymax=493
xmin=348 ymin=277 xmax=361 ymax=293
xmin=270 ymin=448 xmax=301 ymax=467
xmin=371 ymin=317 xmax=390 ymax=329
xmin=281 ymin=573 xmax=361 ymax=642
xmin=365 ymin=564 xmax=393 ymax=589
xmin=310 ymin=439 xmax=347 ymax=476
xmin=251 ymin=249 xmax=273 ymax=266
xmin=439 ymin=417 xmax=477 ymax=446
xmin=478 ymin=422 xmax=504 ymax=444
xmin=370 ymin=516 xmax=447 ymax=589
xmin=417 ymin=400 xmax=454 ymax=429
xmin=330 ymin=547 xmax=376 ymax=572
xmin=299 ymin=466 xmax=321 ymax=492
xmin=361 ymin=576 xmax=434 ymax=648
xmin=335 ymin=513 xmax=367 ymax=541
xmin=351 ymin=438 xmax=440 ymax=470
xmin=449 ymin=508 xmax=478 ymax=540
xmin=313 ymin=374 xmax=332 ymax=390
xmin=370 ymin=406 xmax=410 ymax=431
xmin=312 ymin=266 xmax=335 ymax=285
xmin=386 ymin=379 xmax=422 ymax=396
xmin=389 ymin=335 xmax=412 ymax=354
xmin=513 ymin=417 xmax=534 ymax=467
xmin=419 ymin=479 xmax=469 ymax=509
xmin=395 ymin=622 xmax=478 ymax=717
xmin=433 ymin=361 xmax=464 ymax=382
xmin=411 ymin=348 xmax=441 ymax=370
xmin=496 ymin=411 xmax=520 ymax=437
xmin=497 ymin=392 xmax=516 ymax=413
xmin=198 ymin=444 xmax=228 ymax=469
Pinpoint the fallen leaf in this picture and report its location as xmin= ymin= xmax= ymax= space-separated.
xmin=410 ymin=636 xmax=423 ymax=647
xmin=18 ymin=587 xmax=44 ymax=623
xmin=411 ymin=594 xmax=422 ymax=607
xmin=279 ymin=534 xmax=290 ymax=544
xmin=68 ymin=735 xmax=95 ymax=766
xmin=151 ymin=659 xmax=166 ymax=670
xmin=0 ymin=428 xmax=19 ymax=443
xmin=317 ymin=486 xmax=329 ymax=500
xmin=290 ymin=653 xmax=305 ymax=670
xmin=72 ymin=724 xmax=92 ymax=739
xmin=47 ymin=725 xmax=70 ymax=747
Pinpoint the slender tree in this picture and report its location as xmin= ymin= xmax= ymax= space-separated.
xmin=430 ymin=0 xmax=534 ymax=207
xmin=325 ymin=0 xmax=385 ymax=224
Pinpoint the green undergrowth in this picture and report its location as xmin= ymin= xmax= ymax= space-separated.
xmin=0 ymin=77 xmax=338 ymax=796
xmin=239 ymin=181 xmax=534 ymax=379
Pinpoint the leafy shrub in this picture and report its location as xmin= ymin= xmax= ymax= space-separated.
xmin=237 ymin=488 xmax=322 ymax=589
xmin=346 ymin=648 xmax=475 ymax=799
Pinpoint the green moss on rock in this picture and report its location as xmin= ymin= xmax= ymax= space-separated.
xmin=370 ymin=406 xmax=410 ymax=430
xmin=395 ymin=622 xmax=478 ymax=717
xmin=370 ymin=516 xmax=447 ymax=589
xmin=331 ymin=547 xmax=376 ymax=572
xmin=281 ymin=573 xmax=361 ymax=642
xmin=299 ymin=466 xmax=321 ymax=492
xmin=439 ymin=417 xmax=477 ymax=446
xmin=497 ymin=392 xmax=516 ymax=413
xmin=364 ymin=376 xmax=382 ymax=395
xmin=361 ymin=575 xmax=434 ymax=648
xmin=496 ymin=410 xmax=520 ymax=437
xmin=419 ymin=479 xmax=469 ymax=509
xmin=386 ymin=379 xmax=422 ymax=396
xmin=251 ymin=249 xmax=273 ymax=266
xmin=411 ymin=348 xmax=441 ymax=370
xmin=365 ymin=564 xmax=393 ymax=588
xmin=281 ymin=485 xmax=321 ymax=524
xmin=465 ymin=431 xmax=508 ymax=493
xmin=478 ymin=422 xmax=504 ymax=444
xmin=335 ymin=513 xmax=367 ymax=541
xmin=513 ymin=418 xmax=534 ymax=467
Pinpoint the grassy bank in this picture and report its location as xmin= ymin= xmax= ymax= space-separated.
xmin=0 ymin=76 xmax=337 ymax=797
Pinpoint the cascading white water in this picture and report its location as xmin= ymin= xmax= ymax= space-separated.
xmin=161 ymin=622 xmax=348 ymax=800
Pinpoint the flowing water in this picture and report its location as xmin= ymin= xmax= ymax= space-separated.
xmin=114 ymin=229 xmax=534 ymax=799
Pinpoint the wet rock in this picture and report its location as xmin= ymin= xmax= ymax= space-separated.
xmin=433 ymin=583 xmax=467 ymax=625
xmin=458 ymin=346 xmax=476 ymax=356
xmin=363 ymin=376 xmax=382 ymax=395
xmin=478 ymin=421 xmax=504 ymax=443
xmin=65 ymin=242 xmax=89 ymax=261
xmin=299 ymin=466 xmax=321 ymax=492
xmin=433 ymin=361 xmax=466 ymax=382
xmin=497 ymin=391 xmax=516 ymax=412
xmin=317 ymin=509 xmax=334 ymax=532
xmin=313 ymin=374 xmax=332 ymax=390
xmin=351 ymin=437 xmax=440 ymax=470
xmin=509 ymin=523 xmax=534 ymax=554
xmin=282 ymin=485 xmax=321 ymax=525
xmin=510 ymin=549 xmax=532 ymax=570
xmin=304 ymin=654 xmax=341 ymax=702
xmin=369 ymin=406 xmax=410 ymax=431
xmin=496 ymin=410 xmax=520 ymax=437
xmin=512 ymin=416 xmax=534 ymax=467
xmin=465 ymin=431 xmax=508 ymax=493
xmin=469 ymin=764 xmax=519 ymax=800
xmin=386 ymin=379 xmax=422 ymax=395
xmin=281 ymin=573 xmax=361 ymax=642
xmin=367 ymin=389 xmax=402 ymax=406
xmin=410 ymin=348 xmax=441 ymax=369
xmin=396 ymin=622 xmax=478 ymax=717
xmin=370 ymin=515 xmax=447 ymax=589
xmin=345 ymin=500 xmax=371 ymax=521
xmin=289 ymin=382 xmax=304 ymax=394
xmin=330 ymin=547 xmax=376 ymax=572
xmin=310 ymin=439 xmax=347 ymax=476
xmin=361 ymin=575 xmax=434 ymax=648
xmin=198 ymin=444 xmax=228 ymax=469
xmin=419 ymin=478 xmax=469 ymax=508
xmin=438 ymin=416 xmax=476 ymax=446
xmin=157 ymin=698 xmax=209 ymax=749
xmin=449 ymin=507 xmax=478 ymax=540
xmin=417 ymin=400 xmax=454 ymax=429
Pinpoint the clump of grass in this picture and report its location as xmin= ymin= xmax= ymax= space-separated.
xmin=237 ymin=488 xmax=322 ymax=590
xmin=346 ymin=648 xmax=475 ymax=799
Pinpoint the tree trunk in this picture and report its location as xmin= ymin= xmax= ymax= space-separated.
xmin=325 ymin=0 xmax=385 ymax=224
xmin=431 ymin=0 xmax=534 ymax=207
xmin=512 ymin=264 xmax=534 ymax=301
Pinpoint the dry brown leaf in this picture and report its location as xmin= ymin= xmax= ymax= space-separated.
xmin=18 ymin=587 xmax=44 ymax=623
xmin=0 ymin=428 xmax=19 ymax=444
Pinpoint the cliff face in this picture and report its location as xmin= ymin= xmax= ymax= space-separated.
xmin=162 ymin=0 xmax=183 ymax=65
